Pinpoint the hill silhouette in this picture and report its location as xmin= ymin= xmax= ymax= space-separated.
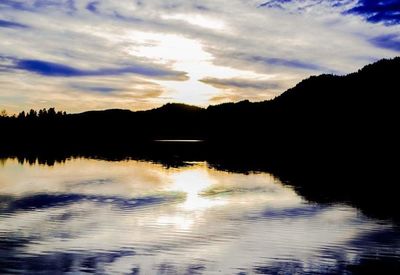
xmin=1 ymin=57 xmax=399 ymax=146
xmin=2 ymin=57 xmax=399 ymax=147
xmin=1 ymin=57 xmax=399 ymax=221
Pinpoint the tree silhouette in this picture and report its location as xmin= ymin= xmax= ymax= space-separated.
xmin=0 ymin=109 xmax=7 ymax=118
xmin=38 ymin=108 xmax=48 ymax=118
xmin=27 ymin=109 xmax=37 ymax=119
xmin=17 ymin=111 xmax=26 ymax=119
xmin=47 ymin=107 xmax=56 ymax=118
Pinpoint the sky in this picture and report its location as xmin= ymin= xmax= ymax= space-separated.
xmin=0 ymin=0 xmax=399 ymax=113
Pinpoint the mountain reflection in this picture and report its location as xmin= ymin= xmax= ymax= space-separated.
xmin=1 ymin=158 xmax=399 ymax=274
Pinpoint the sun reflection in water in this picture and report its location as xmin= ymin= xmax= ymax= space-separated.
xmin=153 ymin=163 xmax=228 ymax=231
xmin=168 ymin=163 xmax=227 ymax=211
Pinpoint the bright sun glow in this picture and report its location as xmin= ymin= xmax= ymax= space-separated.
xmin=127 ymin=32 xmax=212 ymax=64
xmin=167 ymin=163 xmax=226 ymax=211
xmin=123 ymin=31 xmax=272 ymax=105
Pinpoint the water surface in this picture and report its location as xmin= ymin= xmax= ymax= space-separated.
xmin=0 ymin=158 xmax=399 ymax=274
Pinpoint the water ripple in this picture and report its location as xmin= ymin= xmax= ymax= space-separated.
xmin=0 ymin=158 xmax=399 ymax=274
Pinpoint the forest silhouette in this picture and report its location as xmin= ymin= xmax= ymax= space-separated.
xmin=1 ymin=57 xmax=399 ymax=222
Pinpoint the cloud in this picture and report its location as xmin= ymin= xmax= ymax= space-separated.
xmin=1 ymin=0 xmax=400 ymax=112
xmin=86 ymin=1 xmax=99 ymax=13
xmin=69 ymin=83 xmax=117 ymax=94
xmin=259 ymin=0 xmax=355 ymax=12
xmin=200 ymin=77 xmax=280 ymax=90
xmin=0 ymin=1 xmax=30 ymax=11
xmin=0 ymin=19 xmax=27 ymax=28
xmin=369 ymin=34 xmax=400 ymax=52
xmin=347 ymin=0 xmax=400 ymax=25
xmin=0 ymin=67 xmax=168 ymax=113
xmin=259 ymin=0 xmax=295 ymax=9
xmin=248 ymin=56 xmax=328 ymax=72
xmin=15 ymin=59 xmax=188 ymax=80
xmin=260 ymin=0 xmax=400 ymax=25
xmin=67 ymin=78 xmax=165 ymax=99
xmin=200 ymin=77 xmax=282 ymax=103
xmin=0 ymin=0 xmax=77 ymax=12
xmin=0 ymin=55 xmax=17 ymax=72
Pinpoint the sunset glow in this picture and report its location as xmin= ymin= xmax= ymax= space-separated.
xmin=1 ymin=0 xmax=399 ymax=113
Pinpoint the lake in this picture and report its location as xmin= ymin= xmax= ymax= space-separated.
xmin=0 ymin=157 xmax=399 ymax=274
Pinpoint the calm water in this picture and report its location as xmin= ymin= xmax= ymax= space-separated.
xmin=0 ymin=157 xmax=399 ymax=274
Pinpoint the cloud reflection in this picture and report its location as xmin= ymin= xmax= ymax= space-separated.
xmin=0 ymin=158 xmax=397 ymax=274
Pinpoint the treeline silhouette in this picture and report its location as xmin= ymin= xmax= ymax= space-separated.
xmin=1 ymin=108 xmax=67 ymax=119
xmin=1 ymin=57 xmax=399 ymax=221
xmin=16 ymin=108 xmax=67 ymax=120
